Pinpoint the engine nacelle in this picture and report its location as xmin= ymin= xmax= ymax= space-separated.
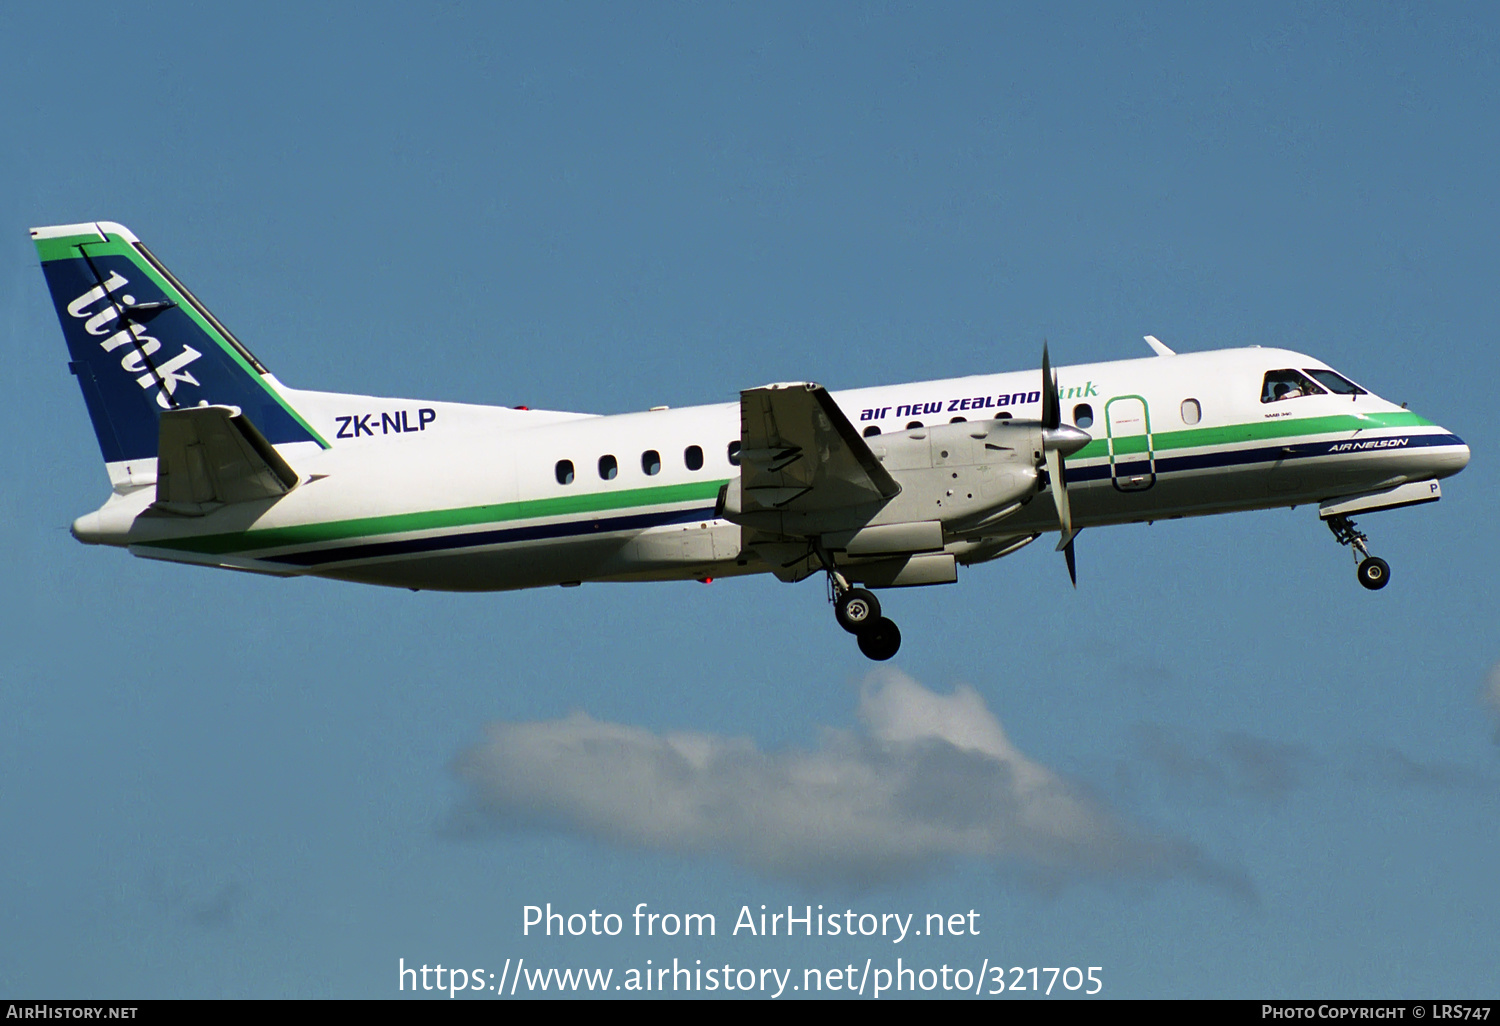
xmin=860 ymin=419 xmax=1042 ymax=534
xmin=720 ymin=418 xmax=1044 ymax=566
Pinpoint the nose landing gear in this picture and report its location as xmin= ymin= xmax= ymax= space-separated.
xmin=1326 ymin=514 xmax=1391 ymax=591
xmin=1356 ymin=556 xmax=1390 ymax=590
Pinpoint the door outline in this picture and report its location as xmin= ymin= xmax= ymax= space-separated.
xmin=1105 ymin=394 xmax=1156 ymax=491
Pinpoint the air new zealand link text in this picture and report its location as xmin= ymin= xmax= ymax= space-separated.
xmin=398 ymin=958 xmax=1103 ymax=997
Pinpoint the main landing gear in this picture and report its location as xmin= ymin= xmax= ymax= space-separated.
xmin=1325 ymin=514 xmax=1390 ymax=591
xmin=826 ymin=572 xmax=901 ymax=661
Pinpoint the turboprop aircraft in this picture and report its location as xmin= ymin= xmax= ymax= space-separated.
xmin=36 ymin=221 xmax=1470 ymax=660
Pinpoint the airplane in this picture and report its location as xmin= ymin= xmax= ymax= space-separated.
xmin=35 ymin=221 xmax=1471 ymax=661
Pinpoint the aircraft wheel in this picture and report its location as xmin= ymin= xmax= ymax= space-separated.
xmin=1357 ymin=557 xmax=1391 ymax=591
xmin=836 ymin=588 xmax=881 ymax=634
xmin=856 ymin=618 xmax=901 ymax=661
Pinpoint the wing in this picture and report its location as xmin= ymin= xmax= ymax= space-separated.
xmin=154 ymin=404 xmax=299 ymax=514
xmin=736 ymin=382 xmax=899 ymax=513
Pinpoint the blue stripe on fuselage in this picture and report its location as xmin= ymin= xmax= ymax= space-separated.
xmin=1066 ymin=432 xmax=1465 ymax=483
xmin=265 ymin=505 xmax=720 ymax=568
xmin=218 ymin=434 xmax=1464 ymax=570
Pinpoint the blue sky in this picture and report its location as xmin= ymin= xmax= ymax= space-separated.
xmin=2 ymin=2 xmax=1496 ymax=999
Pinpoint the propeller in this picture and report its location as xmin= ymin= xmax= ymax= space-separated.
xmin=1039 ymin=342 xmax=1091 ymax=585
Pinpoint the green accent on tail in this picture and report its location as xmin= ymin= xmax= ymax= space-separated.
xmin=34 ymin=232 xmax=124 ymax=263
xmin=36 ymin=229 xmax=330 ymax=449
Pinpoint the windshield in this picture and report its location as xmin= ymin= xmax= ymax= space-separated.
xmin=1261 ymin=369 xmax=1327 ymax=403
xmin=1304 ymin=368 xmax=1367 ymax=396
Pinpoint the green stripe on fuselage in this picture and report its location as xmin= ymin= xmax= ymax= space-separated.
xmin=1076 ymin=410 xmax=1432 ymax=459
xmin=150 ymin=479 xmax=730 ymax=556
xmin=146 ymin=413 xmax=1434 ymax=559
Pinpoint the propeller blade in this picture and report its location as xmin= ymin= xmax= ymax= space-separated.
xmin=1039 ymin=339 xmax=1087 ymax=586
xmin=1045 ymin=447 xmax=1073 ymax=548
xmin=1041 ymin=340 xmax=1059 ymax=430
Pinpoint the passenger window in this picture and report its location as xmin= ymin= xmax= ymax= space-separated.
xmin=906 ymin=421 xmax=924 ymax=430
xmin=1073 ymin=404 xmax=1094 ymax=429
xmin=642 ymin=450 xmax=661 ymax=476
xmin=599 ymin=454 xmax=618 ymax=480
xmin=684 ymin=445 xmax=703 ymax=471
xmin=555 ymin=460 xmax=575 ymax=485
xmin=1261 ymin=369 xmax=1327 ymax=403
xmin=727 ymin=440 xmax=741 ymax=466
xmin=950 ymin=416 xmax=967 ymax=423
xmin=994 ymin=410 xmax=1012 ymax=420
xmin=1181 ymin=398 xmax=1201 ymax=425
xmin=863 ymin=425 xmax=882 ymax=437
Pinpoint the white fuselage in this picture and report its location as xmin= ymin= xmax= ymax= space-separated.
xmin=75 ymin=347 xmax=1470 ymax=592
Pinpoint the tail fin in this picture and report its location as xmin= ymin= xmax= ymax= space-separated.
xmin=33 ymin=221 xmax=326 ymax=487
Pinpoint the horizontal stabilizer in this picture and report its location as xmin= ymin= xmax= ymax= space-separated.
xmin=155 ymin=405 xmax=299 ymax=514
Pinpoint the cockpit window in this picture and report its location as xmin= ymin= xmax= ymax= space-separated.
xmin=1304 ymin=369 xmax=1367 ymax=396
xmin=1261 ymin=369 xmax=1327 ymax=403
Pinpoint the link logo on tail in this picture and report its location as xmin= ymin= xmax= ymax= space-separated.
xmin=33 ymin=221 xmax=325 ymax=474
xmin=63 ymin=266 xmax=203 ymax=410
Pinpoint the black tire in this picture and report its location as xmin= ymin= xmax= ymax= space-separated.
xmin=856 ymin=617 xmax=902 ymax=661
xmin=836 ymin=588 xmax=882 ymax=634
xmin=1357 ymin=556 xmax=1390 ymax=591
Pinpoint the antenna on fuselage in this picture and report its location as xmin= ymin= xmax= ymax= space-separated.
xmin=1144 ymin=335 xmax=1176 ymax=357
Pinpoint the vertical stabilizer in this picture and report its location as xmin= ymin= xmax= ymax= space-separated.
xmin=33 ymin=221 xmax=326 ymax=489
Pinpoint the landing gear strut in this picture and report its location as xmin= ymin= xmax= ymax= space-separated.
xmin=820 ymin=551 xmax=902 ymax=660
xmin=1325 ymin=514 xmax=1390 ymax=591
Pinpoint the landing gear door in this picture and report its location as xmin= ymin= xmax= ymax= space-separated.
xmin=1105 ymin=395 xmax=1155 ymax=492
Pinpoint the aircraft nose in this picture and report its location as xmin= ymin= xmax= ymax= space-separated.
xmin=1427 ymin=430 xmax=1470 ymax=479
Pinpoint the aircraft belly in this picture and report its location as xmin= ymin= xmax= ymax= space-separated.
xmin=302 ymin=519 xmax=743 ymax=592
xmin=311 ymin=534 xmax=636 ymax=591
xmin=620 ymin=522 xmax=740 ymax=567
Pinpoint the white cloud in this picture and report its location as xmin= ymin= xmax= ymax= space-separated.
xmin=1128 ymin=724 xmax=1315 ymax=801
xmin=1485 ymin=662 xmax=1500 ymax=712
xmin=1354 ymin=747 xmax=1492 ymax=793
xmin=452 ymin=669 xmax=1245 ymax=891
xmin=1484 ymin=661 xmax=1500 ymax=744
xmin=1123 ymin=724 xmax=1497 ymax=798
